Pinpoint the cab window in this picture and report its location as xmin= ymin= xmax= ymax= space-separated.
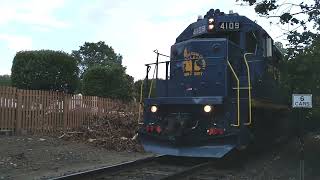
xmin=246 ymin=31 xmax=258 ymax=53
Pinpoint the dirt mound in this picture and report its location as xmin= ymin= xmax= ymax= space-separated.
xmin=60 ymin=111 xmax=144 ymax=152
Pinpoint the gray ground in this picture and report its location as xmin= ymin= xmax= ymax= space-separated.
xmin=1 ymin=133 xmax=320 ymax=180
xmin=0 ymin=135 xmax=152 ymax=180
xmin=229 ymin=133 xmax=320 ymax=180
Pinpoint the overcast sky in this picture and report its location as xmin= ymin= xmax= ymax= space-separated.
xmin=0 ymin=0 xmax=295 ymax=80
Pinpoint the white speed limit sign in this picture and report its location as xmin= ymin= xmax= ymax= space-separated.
xmin=292 ymin=94 xmax=312 ymax=108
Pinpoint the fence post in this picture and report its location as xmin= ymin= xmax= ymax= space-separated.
xmin=98 ymin=97 xmax=101 ymax=118
xmin=16 ymin=89 xmax=22 ymax=135
xmin=63 ymin=93 xmax=68 ymax=131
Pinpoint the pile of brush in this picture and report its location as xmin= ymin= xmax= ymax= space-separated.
xmin=60 ymin=110 xmax=144 ymax=152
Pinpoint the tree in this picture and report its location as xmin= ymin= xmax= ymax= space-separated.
xmin=238 ymin=0 xmax=320 ymax=56
xmin=0 ymin=75 xmax=11 ymax=86
xmin=286 ymin=38 xmax=320 ymax=130
xmin=11 ymin=50 xmax=79 ymax=93
xmin=285 ymin=39 xmax=320 ymax=93
xmin=275 ymin=42 xmax=287 ymax=55
xmin=71 ymin=41 xmax=122 ymax=76
xmin=82 ymin=65 xmax=134 ymax=101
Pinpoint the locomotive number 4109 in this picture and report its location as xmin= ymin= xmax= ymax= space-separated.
xmin=219 ymin=22 xmax=240 ymax=30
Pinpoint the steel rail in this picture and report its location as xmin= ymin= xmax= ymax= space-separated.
xmin=49 ymin=155 xmax=165 ymax=180
xmin=160 ymin=161 xmax=213 ymax=180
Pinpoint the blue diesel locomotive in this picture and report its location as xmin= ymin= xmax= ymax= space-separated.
xmin=138 ymin=9 xmax=290 ymax=158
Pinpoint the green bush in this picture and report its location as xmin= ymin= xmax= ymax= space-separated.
xmin=11 ymin=50 xmax=79 ymax=93
xmin=82 ymin=65 xmax=133 ymax=101
xmin=0 ymin=75 xmax=11 ymax=86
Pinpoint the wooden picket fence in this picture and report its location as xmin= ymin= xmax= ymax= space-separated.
xmin=0 ymin=86 xmax=139 ymax=134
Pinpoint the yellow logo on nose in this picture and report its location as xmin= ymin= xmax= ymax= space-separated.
xmin=183 ymin=48 xmax=206 ymax=76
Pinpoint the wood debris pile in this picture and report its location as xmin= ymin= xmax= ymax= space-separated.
xmin=60 ymin=111 xmax=144 ymax=152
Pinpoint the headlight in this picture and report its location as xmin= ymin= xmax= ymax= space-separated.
xmin=151 ymin=105 xmax=158 ymax=113
xmin=204 ymin=105 xmax=212 ymax=113
xmin=208 ymin=18 xmax=214 ymax=23
xmin=208 ymin=24 xmax=214 ymax=30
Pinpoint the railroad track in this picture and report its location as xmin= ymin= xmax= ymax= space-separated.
xmin=50 ymin=155 xmax=216 ymax=180
xmin=50 ymin=141 xmax=291 ymax=180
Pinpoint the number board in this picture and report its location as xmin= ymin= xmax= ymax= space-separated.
xmin=219 ymin=22 xmax=240 ymax=31
xmin=292 ymin=94 xmax=312 ymax=108
xmin=193 ymin=25 xmax=206 ymax=36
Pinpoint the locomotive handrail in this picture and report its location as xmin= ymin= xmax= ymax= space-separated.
xmin=148 ymin=65 xmax=157 ymax=98
xmin=243 ymin=53 xmax=254 ymax=126
xmin=138 ymin=80 xmax=144 ymax=125
xmin=145 ymin=57 xmax=224 ymax=66
xmin=153 ymin=49 xmax=170 ymax=58
xmin=227 ymin=60 xmax=240 ymax=127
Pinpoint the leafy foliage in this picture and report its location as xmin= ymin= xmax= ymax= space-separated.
xmin=72 ymin=41 xmax=122 ymax=76
xmin=239 ymin=0 xmax=320 ymax=56
xmin=73 ymin=41 xmax=133 ymax=100
xmin=0 ymin=75 xmax=11 ymax=86
xmin=82 ymin=65 xmax=134 ymax=101
xmin=284 ymin=39 xmax=320 ymax=129
xmin=254 ymin=0 xmax=278 ymax=15
xmin=11 ymin=50 xmax=79 ymax=93
xmin=284 ymin=38 xmax=320 ymax=94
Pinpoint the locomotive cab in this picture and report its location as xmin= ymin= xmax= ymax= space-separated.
xmin=138 ymin=9 xmax=288 ymax=158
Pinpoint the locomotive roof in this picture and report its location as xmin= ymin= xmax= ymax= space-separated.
xmin=175 ymin=9 xmax=271 ymax=44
